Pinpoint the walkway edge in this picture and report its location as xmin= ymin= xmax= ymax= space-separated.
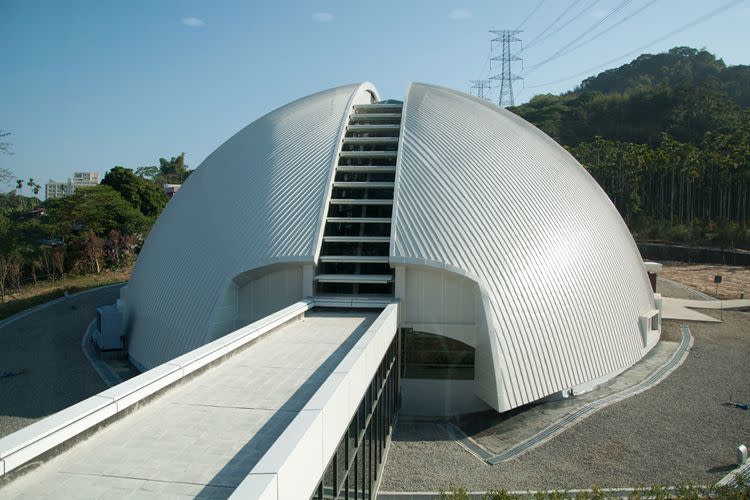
xmin=451 ymin=326 xmax=694 ymax=464
xmin=0 ymin=299 xmax=314 ymax=479
xmin=81 ymin=319 xmax=123 ymax=388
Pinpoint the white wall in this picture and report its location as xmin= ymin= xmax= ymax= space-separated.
xmin=237 ymin=266 xmax=303 ymax=326
xmin=399 ymin=266 xmax=478 ymax=347
xmin=396 ymin=265 xmax=502 ymax=415
xmin=400 ymin=379 xmax=489 ymax=416
xmin=205 ymin=265 xmax=304 ymax=344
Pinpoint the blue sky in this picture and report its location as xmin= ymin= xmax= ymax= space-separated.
xmin=2 ymin=0 xmax=749 ymax=198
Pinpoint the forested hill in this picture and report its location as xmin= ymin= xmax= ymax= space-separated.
xmin=510 ymin=47 xmax=750 ymax=247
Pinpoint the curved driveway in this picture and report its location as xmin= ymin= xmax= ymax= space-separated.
xmin=0 ymin=284 xmax=124 ymax=438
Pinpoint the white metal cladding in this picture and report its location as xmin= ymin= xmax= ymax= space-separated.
xmin=391 ymin=82 xmax=656 ymax=412
xmin=126 ymin=84 xmax=368 ymax=369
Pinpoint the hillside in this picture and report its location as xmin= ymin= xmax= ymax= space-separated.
xmin=510 ymin=47 xmax=750 ymax=247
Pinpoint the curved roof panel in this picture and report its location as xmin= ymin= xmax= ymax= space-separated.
xmin=126 ymin=84 xmax=364 ymax=368
xmin=391 ymin=82 xmax=655 ymax=410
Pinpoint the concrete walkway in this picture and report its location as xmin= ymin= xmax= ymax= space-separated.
xmin=0 ymin=310 xmax=376 ymax=499
xmin=661 ymin=297 xmax=750 ymax=322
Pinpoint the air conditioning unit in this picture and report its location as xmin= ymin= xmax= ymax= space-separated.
xmin=94 ymin=304 xmax=124 ymax=351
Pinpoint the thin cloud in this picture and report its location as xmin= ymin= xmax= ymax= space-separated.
xmin=312 ymin=12 xmax=334 ymax=22
xmin=448 ymin=9 xmax=472 ymax=20
xmin=182 ymin=17 xmax=205 ymax=27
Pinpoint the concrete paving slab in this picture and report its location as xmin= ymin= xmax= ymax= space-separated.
xmin=660 ymin=297 xmax=750 ymax=322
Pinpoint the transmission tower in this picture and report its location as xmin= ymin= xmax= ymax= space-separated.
xmin=469 ymin=80 xmax=491 ymax=100
xmin=489 ymin=30 xmax=523 ymax=107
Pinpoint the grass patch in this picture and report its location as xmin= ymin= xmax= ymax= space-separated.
xmin=0 ymin=267 xmax=132 ymax=321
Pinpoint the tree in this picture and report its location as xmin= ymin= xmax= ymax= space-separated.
xmin=0 ymin=253 xmax=20 ymax=302
xmin=105 ymin=230 xmax=122 ymax=268
xmin=30 ymin=258 xmax=41 ymax=286
xmin=8 ymin=255 xmax=22 ymax=293
xmin=40 ymin=245 xmax=53 ymax=282
xmin=52 ymin=246 xmax=65 ymax=278
xmin=46 ymin=185 xmax=150 ymax=240
xmin=0 ymin=256 xmax=9 ymax=302
xmin=101 ymin=166 xmax=168 ymax=217
xmin=84 ymin=232 xmax=104 ymax=273
xmin=159 ymin=153 xmax=188 ymax=181
xmin=134 ymin=165 xmax=160 ymax=179
xmin=0 ymin=168 xmax=13 ymax=189
xmin=0 ymin=131 xmax=12 ymax=155
xmin=28 ymin=178 xmax=40 ymax=196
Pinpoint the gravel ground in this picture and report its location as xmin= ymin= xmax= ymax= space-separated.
xmin=660 ymin=262 xmax=750 ymax=300
xmin=658 ymin=278 xmax=714 ymax=301
xmin=0 ymin=285 xmax=123 ymax=437
xmin=380 ymin=313 xmax=750 ymax=492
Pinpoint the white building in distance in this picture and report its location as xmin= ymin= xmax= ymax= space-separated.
xmin=45 ymin=171 xmax=99 ymax=199
xmin=72 ymin=171 xmax=99 ymax=187
xmin=45 ymin=179 xmax=73 ymax=199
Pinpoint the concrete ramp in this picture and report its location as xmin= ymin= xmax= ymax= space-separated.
xmin=0 ymin=308 xmax=377 ymax=498
xmin=661 ymin=297 xmax=750 ymax=322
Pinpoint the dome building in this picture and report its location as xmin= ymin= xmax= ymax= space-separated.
xmin=119 ymin=82 xmax=660 ymax=414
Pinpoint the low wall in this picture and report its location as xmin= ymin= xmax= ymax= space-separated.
xmin=400 ymin=379 xmax=489 ymax=417
xmin=232 ymin=302 xmax=399 ymax=500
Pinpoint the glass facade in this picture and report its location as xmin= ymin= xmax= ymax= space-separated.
xmin=311 ymin=331 xmax=401 ymax=500
xmin=400 ymin=328 xmax=474 ymax=380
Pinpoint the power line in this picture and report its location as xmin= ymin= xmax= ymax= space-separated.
xmin=523 ymin=0 xmax=582 ymax=52
xmin=525 ymin=0 xmax=634 ymax=75
xmin=529 ymin=0 xmax=603 ymax=48
xmin=561 ymin=0 xmax=659 ymax=58
xmin=525 ymin=0 xmax=744 ymax=90
xmin=515 ymin=0 xmax=547 ymax=31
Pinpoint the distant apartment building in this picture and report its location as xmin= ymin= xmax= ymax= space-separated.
xmin=45 ymin=171 xmax=99 ymax=199
xmin=72 ymin=171 xmax=99 ymax=187
xmin=45 ymin=179 xmax=74 ymax=199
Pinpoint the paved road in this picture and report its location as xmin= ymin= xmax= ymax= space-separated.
xmin=0 ymin=285 xmax=123 ymax=438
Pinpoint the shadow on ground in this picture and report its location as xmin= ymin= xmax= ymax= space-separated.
xmin=0 ymin=285 xmax=123 ymax=436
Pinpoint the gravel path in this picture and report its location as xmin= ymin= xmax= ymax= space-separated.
xmin=0 ymin=285 xmax=123 ymax=438
xmin=381 ymin=313 xmax=750 ymax=492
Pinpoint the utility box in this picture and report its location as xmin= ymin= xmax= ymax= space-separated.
xmin=644 ymin=261 xmax=663 ymax=292
xmin=94 ymin=304 xmax=124 ymax=351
